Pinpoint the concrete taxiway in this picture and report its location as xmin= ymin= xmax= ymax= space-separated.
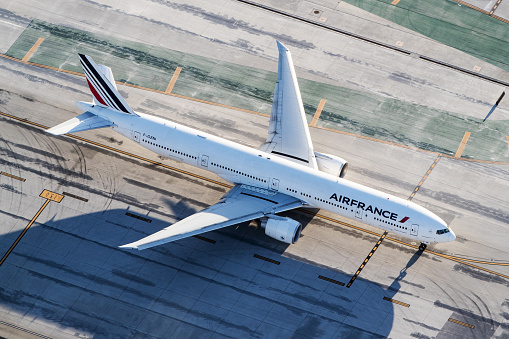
xmin=0 ymin=0 xmax=508 ymax=338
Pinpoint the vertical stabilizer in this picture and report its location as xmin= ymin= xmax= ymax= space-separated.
xmin=78 ymin=54 xmax=137 ymax=115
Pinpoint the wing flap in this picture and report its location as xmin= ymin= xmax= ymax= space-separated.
xmin=120 ymin=185 xmax=303 ymax=250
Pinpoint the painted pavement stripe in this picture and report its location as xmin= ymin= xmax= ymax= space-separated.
xmin=409 ymin=154 xmax=442 ymax=201
xmin=21 ymin=37 xmax=44 ymax=62
xmin=310 ymin=99 xmax=326 ymax=127
xmin=0 ymin=189 xmax=63 ymax=267
xmin=318 ymin=275 xmax=345 ymax=286
xmin=125 ymin=212 xmax=152 ymax=223
xmin=454 ymin=132 xmax=471 ymax=158
xmin=62 ymin=191 xmax=88 ymax=202
xmin=1 ymin=171 xmax=26 ymax=182
xmin=1 ymin=54 xmax=509 ymax=165
xmin=193 ymin=235 xmax=216 ymax=244
xmin=165 ymin=67 xmax=182 ymax=94
xmin=448 ymin=318 xmax=475 ymax=328
xmin=0 ymin=320 xmax=52 ymax=339
xmin=383 ymin=297 xmax=410 ymax=307
xmin=253 ymin=254 xmax=280 ymax=265
xmin=2 ymin=111 xmax=509 ymax=275
xmin=490 ymin=0 xmax=503 ymax=14
xmin=0 ymin=110 xmax=231 ymax=188
xmin=346 ymin=231 xmax=388 ymax=288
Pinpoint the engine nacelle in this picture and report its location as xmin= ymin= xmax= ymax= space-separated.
xmin=314 ymin=152 xmax=348 ymax=178
xmin=261 ymin=216 xmax=302 ymax=244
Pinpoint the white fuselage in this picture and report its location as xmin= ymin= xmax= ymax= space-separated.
xmin=86 ymin=103 xmax=454 ymax=244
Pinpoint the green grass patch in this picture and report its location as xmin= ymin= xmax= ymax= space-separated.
xmin=343 ymin=0 xmax=509 ymax=72
xmin=5 ymin=19 xmax=509 ymax=162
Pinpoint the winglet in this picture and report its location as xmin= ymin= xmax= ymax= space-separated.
xmin=78 ymin=54 xmax=137 ymax=115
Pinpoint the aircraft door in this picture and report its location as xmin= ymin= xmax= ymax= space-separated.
xmin=271 ymin=178 xmax=280 ymax=191
xmin=201 ymin=155 xmax=209 ymax=167
xmin=133 ymin=131 xmax=141 ymax=143
xmin=410 ymin=224 xmax=419 ymax=236
xmin=355 ymin=207 xmax=363 ymax=219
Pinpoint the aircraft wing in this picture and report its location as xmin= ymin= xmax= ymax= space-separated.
xmin=119 ymin=185 xmax=304 ymax=250
xmin=259 ymin=41 xmax=317 ymax=169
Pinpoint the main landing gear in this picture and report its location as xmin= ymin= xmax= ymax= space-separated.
xmin=418 ymin=243 xmax=427 ymax=251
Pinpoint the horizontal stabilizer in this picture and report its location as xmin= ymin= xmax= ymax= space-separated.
xmin=46 ymin=111 xmax=113 ymax=135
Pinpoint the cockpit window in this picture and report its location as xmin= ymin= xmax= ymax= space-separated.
xmin=436 ymin=229 xmax=450 ymax=235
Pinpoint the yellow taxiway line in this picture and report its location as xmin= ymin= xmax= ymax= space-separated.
xmin=0 ymin=171 xmax=26 ymax=182
xmin=0 ymin=200 xmax=49 ymax=266
xmin=408 ymin=154 xmax=442 ymax=200
xmin=1 ymin=110 xmax=508 ymax=281
xmin=300 ymin=210 xmax=509 ymax=280
xmin=0 ymin=190 xmax=63 ymax=267
xmin=0 ymin=110 xmax=231 ymax=189
xmin=346 ymin=231 xmax=388 ymax=287
xmin=1 ymin=52 xmax=508 ymax=164
xmin=383 ymin=297 xmax=410 ymax=307
xmin=449 ymin=318 xmax=475 ymax=328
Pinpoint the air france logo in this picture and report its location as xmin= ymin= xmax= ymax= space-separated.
xmin=329 ymin=193 xmax=409 ymax=223
xmin=399 ymin=216 xmax=409 ymax=223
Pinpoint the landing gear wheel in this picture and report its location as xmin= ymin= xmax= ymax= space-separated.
xmin=418 ymin=243 xmax=427 ymax=251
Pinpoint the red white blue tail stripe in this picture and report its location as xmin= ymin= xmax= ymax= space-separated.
xmin=78 ymin=54 xmax=136 ymax=115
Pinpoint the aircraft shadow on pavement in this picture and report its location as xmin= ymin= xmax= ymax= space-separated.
xmin=0 ymin=205 xmax=440 ymax=338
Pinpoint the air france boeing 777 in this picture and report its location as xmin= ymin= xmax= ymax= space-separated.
xmin=48 ymin=41 xmax=455 ymax=252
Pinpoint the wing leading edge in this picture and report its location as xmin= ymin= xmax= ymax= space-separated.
xmin=120 ymin=185 xmax=304 ymax=250
xmin=259 ymin=41 xmax=317 ymax=169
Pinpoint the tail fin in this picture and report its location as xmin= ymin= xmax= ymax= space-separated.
xmin=46 ymin=54 xmax=137 ymax=135
xmin=94 ymin=64 xmax=117 ymax=107
xmin=78 ymin=54 xmax=136 ymax=115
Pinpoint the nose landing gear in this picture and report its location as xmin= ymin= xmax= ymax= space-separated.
xmin=418 ymin=243 xmax=427 ymax=251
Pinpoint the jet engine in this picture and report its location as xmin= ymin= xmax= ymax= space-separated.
xmin=314 ymin=152 xmax=348 ymax=178
xmin=260 ymin=216 xmax=302 ymax=244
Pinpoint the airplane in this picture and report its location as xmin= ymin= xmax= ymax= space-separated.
xmin=47 ymin=41 xmax=456 ymax=252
